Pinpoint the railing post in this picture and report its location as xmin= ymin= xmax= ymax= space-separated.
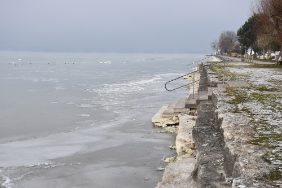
xmin=193 ymin=71 xmax=195 ymax=98
xmin=223 ymin=60 xmax=225 ymax=84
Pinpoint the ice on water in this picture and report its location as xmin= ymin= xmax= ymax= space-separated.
xmin=0 ymin=52 xmax=208 ymax=188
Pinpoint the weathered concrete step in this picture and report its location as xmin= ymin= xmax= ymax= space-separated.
xmin=156 ymin=157 xmax=197 ymax=188
xmin=162 ymin=102 xmax=178 ymax=117
xmin=185 ymin=98 xmax=197 ymax=109
xmin=208 ymin=87 xmax=214 ymax=100
xmin=186 ymin=94 xmax=209 ymax=106
xmin=195 ymin=94 xmax=208 ymax=105
xmin=174 ymin=98 xmax=189 ymax=113
xmin=152 ymin=106 xmax=168 ymax=126
xmin=198 ymin=90 xmax=208 ymax=95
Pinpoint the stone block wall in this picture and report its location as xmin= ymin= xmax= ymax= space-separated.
xmin=191 ymin=63 xmax=276 ymax=187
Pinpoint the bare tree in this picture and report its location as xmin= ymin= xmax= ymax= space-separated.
xmin=210 ymin=40 xmax=218 ymax=52
xmin=218 ymin=30 xmax=238 ymax=54
xmin=253 ymin=0 xmax=282 ymax=63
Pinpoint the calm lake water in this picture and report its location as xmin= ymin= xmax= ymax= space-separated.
xmin=0 ymin=52 xmax=209 ymax=188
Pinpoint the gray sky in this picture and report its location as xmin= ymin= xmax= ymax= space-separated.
xmin=0 ymin=0 xmax=252 ymax=54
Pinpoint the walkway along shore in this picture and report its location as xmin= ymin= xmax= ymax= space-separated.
xmin=152 ymin=56 xmax=281 ymax=187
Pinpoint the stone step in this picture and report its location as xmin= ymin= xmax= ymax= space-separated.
xmin=187 ymin=94 xmax=209 ymax=105
xmin=208 ymin=87 xmax=215 ymax=100
xmin=162 ymin=102 xmax=178 ymax=117
xmin=197 ymin=87 xmax=214 ymax=100
xmin=195 ymin=94 xmax=208 ymax=105
xmin=152 ymin=106 xmax=168 ymax=126
xmin=174 ymin=98 xmax=189 ymax=113
xmin=185 ymin=92 xmax=210 ymax=109
xmin=185 ymin=98 xmax=197 ymax=109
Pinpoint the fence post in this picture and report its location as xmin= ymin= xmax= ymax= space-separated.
xmin=223 ymin=60 xmax=225 ymax=84
xmin=193 ymin=71 xmax=195 ymax=98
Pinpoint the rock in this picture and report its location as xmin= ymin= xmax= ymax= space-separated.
xmin=164 ymin=127 xmax=178 ymax=134
xmin=165 ymin=157 xmax=174 ymax=163
xmin=156 ymin=167 xmax=165 ymax=171
xmin=172 ymin=116 xmax=179 ymax=121
xmin=169 ymin=145 xmax=177 ymax=150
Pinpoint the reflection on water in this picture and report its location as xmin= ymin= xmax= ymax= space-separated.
xmin=0 ymin=52 xmax=209 ymax=188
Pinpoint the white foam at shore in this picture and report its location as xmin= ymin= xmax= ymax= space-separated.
xmin=1 ymin=176 xmax=13 ymax=188
xmin=78 ymin=114 xmax=90 ymax=117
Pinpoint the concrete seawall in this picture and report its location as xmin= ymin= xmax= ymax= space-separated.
xmin=155 ymin=60 xmax=276 ymax=187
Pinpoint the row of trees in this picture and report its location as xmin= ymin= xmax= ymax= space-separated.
xmin=211 ymin=0 xmax=282 ymax=61
xmin=210 ymin=30 xmax=241 ymax=55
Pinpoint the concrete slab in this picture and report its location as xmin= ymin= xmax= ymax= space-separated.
xmin=176 ymin=115 xmax=196 ymax=155
xmin=196 ymin=94 xmax=208 ymax=105
xmin=217 ymin=84 xmax=228 ymax=88
xmin=262 ymin=91 xmax=282 ymax=95
xmin=208 ymin=87 xmax=215 ymax=100
xmin=188 ymin=94 xmax=197 ymax=100
xmin=174 ymin=98 xmax=189 ymax=113
xmin=198 ymin=90 xmax=208 ymax=95
xmin=163 ymin=102 xmax=178 ymax=116
xmin=156 ymin=157 xmax=197 ymax=188
xmin=185 ymin=98 xmax=197 ymax=109
xmin=152 ymin=106 xmax=168 ymax=124
xmin=227 ymin=81 xmax=250 ymax=87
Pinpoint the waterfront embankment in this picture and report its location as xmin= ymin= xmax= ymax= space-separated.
xmin=154 ymin=56 xmax=282 ymax=187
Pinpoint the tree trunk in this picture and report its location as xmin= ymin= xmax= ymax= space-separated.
xmin=263 ymin=49 xmax=265 ymax=59
xmin=277 ymin=42 xmax=282 ymax=65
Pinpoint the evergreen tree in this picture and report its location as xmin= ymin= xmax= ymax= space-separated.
xmin=237 ymin=16 xmax=257 ymax=54
xmin=268 ymin=37 xmax=282 ymax=52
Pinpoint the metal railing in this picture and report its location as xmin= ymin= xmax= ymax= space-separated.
xmin=165 ymin=57 xmax=226 ymax=93
xmin=186 ymin=56 xmax=212 ymax=68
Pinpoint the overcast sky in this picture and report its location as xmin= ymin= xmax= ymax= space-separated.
xmin=0 ymin=0 xmax=253 ymax=54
